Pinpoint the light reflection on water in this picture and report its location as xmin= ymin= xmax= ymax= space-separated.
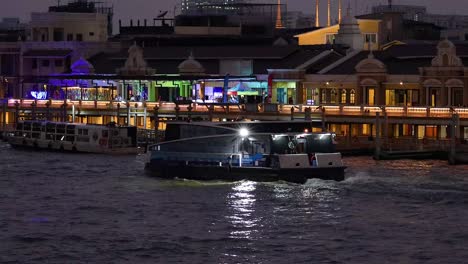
xmin=2 ymin=143 xmax=468 ymax=263
xmin=227 ymin=181 xmax=259 ymax=239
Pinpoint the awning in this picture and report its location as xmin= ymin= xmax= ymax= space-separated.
xmin=228 ymin=82 xmax=259 ymax=95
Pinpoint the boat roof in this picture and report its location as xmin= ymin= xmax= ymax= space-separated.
xmin=152 ymin=131 xmax=335 ymax=147
xmin=19 ymin=120 xmax=134 ymax=128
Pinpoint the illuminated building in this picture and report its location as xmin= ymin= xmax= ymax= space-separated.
xmin=181 ymin=0 xmax=244 ymax=15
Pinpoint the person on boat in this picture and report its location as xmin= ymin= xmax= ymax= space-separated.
xmin=310 ymin=153 xmax=317 ymax=167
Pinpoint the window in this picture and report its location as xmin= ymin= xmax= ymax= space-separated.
xmin=67 ymin=34 xmax=73 ymax=41
xmin=364 ymin=33 xmax=377 ymax=44
xmin=350 ymin=90 xmax=356 ymax=104
xmin=76 ymin=34 xmax=83 ymax=41
xmin=453 ymin=88 xmax=463 ymax=106
xmin=321 ymin=89 xmax=327 ymax=103
xmin=325 ymin=34 xmax=336 ymax=44
xmin=330 ymin=89 xmax=337 ymax=104
xmin=55 ymin=60 xmax=63 ymax=67
xmin=53 ymin=28 xmax=64 ymax=41
xmin=341 ymin=89 xmax=347 ymax=104
xmin=42 ymin=60 xmax=50 ymax=67
xmin=367 ymin=88 xmax=375 ymax=105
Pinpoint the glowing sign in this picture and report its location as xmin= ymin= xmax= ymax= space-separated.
xmin=30 ymin=91 xmax=48 ymax=99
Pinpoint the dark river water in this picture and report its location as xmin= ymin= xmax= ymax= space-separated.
xmin=1 ymin=142 xmax=468 ymax=263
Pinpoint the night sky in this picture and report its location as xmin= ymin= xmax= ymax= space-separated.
xmin=1 ymin=0 xmax=467 ymax=30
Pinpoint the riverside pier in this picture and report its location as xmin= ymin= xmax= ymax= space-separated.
xmin=1 ymin=0 xmax=468 ymax=163
xmin=1 ymin=97 xmax=468 ymax=164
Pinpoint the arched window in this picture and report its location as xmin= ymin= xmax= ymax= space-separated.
xmin=341 ymin=89 xmax=347 ymax=104
xmin=321 ymin=89 xmax=327 ymax=104
xmin=350 ymin=89 xmax=356 ymax=104
xmin=442 ymin=54 xmax=449 ymax=66
xmin=330 ymin=89 xmax=337 ymax=104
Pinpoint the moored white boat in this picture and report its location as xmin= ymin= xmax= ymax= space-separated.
xmin=7 ymin=121 xmax=139 ymax=154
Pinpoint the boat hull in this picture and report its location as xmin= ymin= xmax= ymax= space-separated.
xmin=145 ymin=160 xmax=345 ymax=184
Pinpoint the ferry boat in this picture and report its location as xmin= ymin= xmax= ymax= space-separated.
xmin=7 ymin=121 xmax=139 ymax=154
xmin=145 ymin=122 xmax=345 ymax=184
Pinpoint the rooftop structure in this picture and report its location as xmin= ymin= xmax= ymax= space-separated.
xmin=30 ymin=1 xmax=112 ymax=43
xmin=372 ymin=3 xmax=468 ymax=30
xmin=48 ymin=0 xmax=114 ymax=36
xmin=181 ymin=0 xmax=245 ymax=15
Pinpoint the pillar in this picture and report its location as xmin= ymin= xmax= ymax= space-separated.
xmin=143 ymin=104 xmax=147 ymax=129
xmin=383 ymin=111 xmax=389 ymax=146
xmin=2 ymin=99 xmax=6 ymax=135
xmin=208 ymin=105 xmax=213 ymax=122
xmin=296 ymin=82 xmax=304 ymax=104
xmin=116 ymin=103 xmax=121 ymax=124
xmin=175 ymin=104 xmax=180 ymax=120
xmin=347 ymin=123 xmax=352 ymax=147
xmin=31 ymin=101 xmax=37 ymax=121
xmin=447 ymin=86 xmax=452 ymax=106
xmin=126 ymin=102 xmax=131 ymax=126
xmin=304 ymin=107 xmax=311 ymax=121
xmin=413 ymin=125 xmax=419 ymax=139
xmin=72 ymin=104 xmax=75 ymax=123
xmin=374 ymin=112 xmax=381 ymax=160
xmin=441 ymin=85 xmax=447 ymax=106
xmin=153 ymin=105 xmax=159 ymax=130
xmin=187 ymin=103 xmax=193 ymax=122
xmin=14 ymin=101 xmax=19 ymax=125
xmin=62 ymin=102 xmax=68 ymax=122
xmin=134 ymin=103 xmax=139 ymax=127
xmin=44 ymin=100 xmax=50 ymax=121
xmin=449 ymin=113 xmax=459 ymax=165
xmin=321 ymin=107 xmax=326 ymax=132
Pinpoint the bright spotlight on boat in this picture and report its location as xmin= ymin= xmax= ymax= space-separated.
xmin=239 ymin=128 xmax=249 ymax=138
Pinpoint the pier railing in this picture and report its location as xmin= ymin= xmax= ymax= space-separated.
xmin=336 ymin=135 xmax=468 ymax=152
xmin=5 ymin=99 xmax=468 ymax=119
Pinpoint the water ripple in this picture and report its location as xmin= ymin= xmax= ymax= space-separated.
xmin=1 ymin=143 xmax=468 ymax=262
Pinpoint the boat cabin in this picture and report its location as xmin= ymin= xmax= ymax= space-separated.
xmin=10 ymin=121 xmax=137 ymax=152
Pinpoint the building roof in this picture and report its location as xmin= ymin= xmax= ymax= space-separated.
xmin=89 ymin=44 xmax=342 ymax=75
xmin=324 ymin=43 xmax=468 ymax=75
